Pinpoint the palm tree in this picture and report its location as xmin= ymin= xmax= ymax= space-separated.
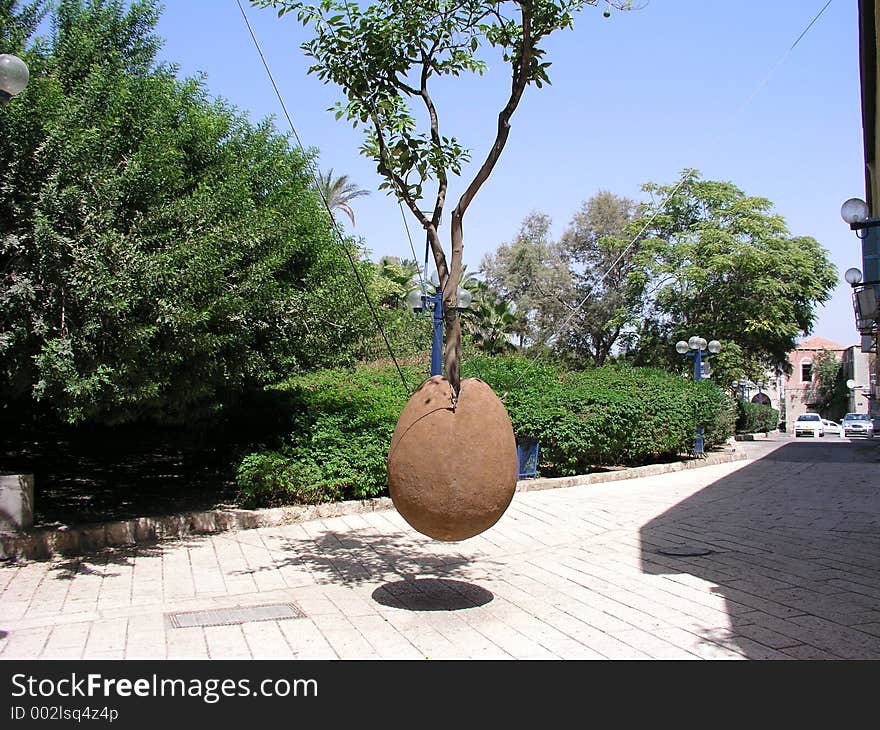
xmin=314 ymin=168 xmax=370 ymax=226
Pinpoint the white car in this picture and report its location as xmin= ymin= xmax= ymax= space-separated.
xmin=841 ymin=413 xmax=875 ymax=438
xmin=794 ymin=413 xmax=824 ymax=438
xmin=822 ymin=419 xmax=843 ymax=436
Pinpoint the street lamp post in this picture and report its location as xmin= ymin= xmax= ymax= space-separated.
xmin=407 ymin=273 xmax=471 ymax=377
xmin=675 ymin=336 xmax=721 ymax=455
xmin=841 ymin=199 xmax=880 ymax=408
xmin=0 ymin=53 xmax=29 ymax=105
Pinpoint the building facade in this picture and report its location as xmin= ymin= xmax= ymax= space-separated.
xmin=854 ymin=0 xmax=880 ymax=417
xmin=777 ymin=336 xmax=874 ymax=430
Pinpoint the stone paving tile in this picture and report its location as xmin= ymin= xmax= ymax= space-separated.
xmin=166 ymin=626 xmax=208 ymax=659
xmin=42 ymin=647 xmax=85 ymax=659
xmin=609 ymin=628 xmax=701 ymax=659
xmin=730 ymin=622 xmax=803 ymax=650
xmin=704 ymin=584 xmax=810 ymax=619
xmin=82 ymin=649 xmax=126 ymax=660
xmin=317 ymin=626 xmax=380 ymax=659
xmin=83 ymin=617 xmax=128 ymax=655
xmin=442 ymin=613 xmax=557 ymax=659
xmin=241 ymin=620 xmax=295 ymax=659
xmin=43 ymin=622 xmax=91 ymax=656
xmin=737 ymin=611 xmax=877 ymax=660
xmin=780 ymin=644 xmax=845 ymax=660
xmin=277 ymin=618 xmax=338 ymax=659
xmin=853 ymin=622 xmax=880 ymax=638
xmin=0 ymin=626 xmax=51 ymax=658
xmin=204 ymin=625 xmax=252 ymax=659
xmin=345 ymin=614 xmax=424 ymax=659
xmin=125 ymin=613 xmax=167 ymax=659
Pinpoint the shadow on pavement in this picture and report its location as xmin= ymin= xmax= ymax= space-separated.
xmin=45 ymin=540 xmax=206 ymax=580
xmin=371 ymin=578 xmax=494 ymax=611
xmin=639 ymin=439 xmax=880 ymax=659
xmin=220 ymin=526 xmax=502 ymax=589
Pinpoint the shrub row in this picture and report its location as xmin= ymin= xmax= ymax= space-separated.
xmin=234 ymin=356 xmax=736 ymax=507
xmin=735 ymin=401 xmax=780 ymax=434
xmin=471 ymin=357 xmax=735 ymax=476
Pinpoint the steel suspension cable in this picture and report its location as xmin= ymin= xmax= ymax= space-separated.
xmin=235 ymin=0 xmax=413 ymax=395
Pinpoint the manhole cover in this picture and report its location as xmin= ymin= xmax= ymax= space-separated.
xmin=165 ymin=602 xmax=305 ymax=629
xmin=657 ymin=547 xmax=713 ymax=557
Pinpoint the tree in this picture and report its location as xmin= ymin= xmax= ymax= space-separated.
xmin=255 ymin=0 xmax=635 ymax=396
xmin=555 ymin=190 xmax=641 ymax=366
xmin=627 ymin=170 xmax=838 ymax=374
xmin=314 ymin=168 xmax=370 ymax=226
xmin=469 ymin=292 xmax=519 ymax=354
xmin=480 ymin=211 xmax=571 ymax=347
xmin=370 ymin=255 xmax=420 ymax=308
xmin=812 ymin=349 xmax=847 ymax=418
xmin=0 ymin=0 xmax=370 ymax=424
xmin=480 ymin=193 xmax=642 ymax=366
xmin=0 ymin=0 xmax=45 ymax=50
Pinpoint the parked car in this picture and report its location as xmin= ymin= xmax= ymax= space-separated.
xmin=841 ymin=412 xmax=875 ymax=438
xmin=822 ymin=419 xmax=843 ymax=436
xmin=794 ymin=413 xmax=824 ymax=438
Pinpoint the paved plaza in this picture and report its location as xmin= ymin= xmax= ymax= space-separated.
xmin=1 ymin=435 xmax=878 ymax=660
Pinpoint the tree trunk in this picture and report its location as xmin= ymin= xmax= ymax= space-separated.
xmin=443 ymin=209 xmax=464 ymax=399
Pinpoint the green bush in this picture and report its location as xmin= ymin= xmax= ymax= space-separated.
xmin=235 ymin=364 xmax=416 ymax=507
xmin=735 ymin=401 xmax=779 ymax=434
xmin=235 ymin=356 xmax=736 ymax=506
xmin=467 ymin=357 xmax=734 ymax=476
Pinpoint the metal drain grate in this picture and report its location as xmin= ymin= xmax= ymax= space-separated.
xmin=165 ymin=602 xmax=305 ymax=629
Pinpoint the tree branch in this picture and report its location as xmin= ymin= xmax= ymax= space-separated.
xmin=454 ymin=1 xmax=534 ymax=222
xmin=419 ymin=47 xmax=447 ymax=234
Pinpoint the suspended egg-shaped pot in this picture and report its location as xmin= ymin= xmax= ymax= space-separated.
xmin=387 ymin=376 xmax=518 ymax=542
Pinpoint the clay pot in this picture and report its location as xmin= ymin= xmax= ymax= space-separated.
xmin=387 ymin=376 xmax=518 ymax=541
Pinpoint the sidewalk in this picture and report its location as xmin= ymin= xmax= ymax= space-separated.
xmin=1 ymin=434 xmax=878 ymax=660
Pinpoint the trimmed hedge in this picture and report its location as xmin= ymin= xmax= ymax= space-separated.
xmin=474 ymin=357 xmax=735 ymax=476
xmin=735 ymin=401 xmax=779 ymax=434
xmin=235 ymin=365 xmax=416 ymax=507
xmin=234 ymin=356 xmax=736 ymax=506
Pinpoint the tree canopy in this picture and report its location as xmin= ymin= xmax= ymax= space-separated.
xmin=478 ymin=171 xmax=837 ymax=381
xmin=628 ymin=170 xmax=838 ymax=374
xmin=0 ymin=0 xmax=371 ymax=424
xmin=255 ymin=0 xmax=635 ymax=394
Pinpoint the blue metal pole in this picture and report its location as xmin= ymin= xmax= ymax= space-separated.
xmin=694 ymin=347 xmax=704 ymax=455
xmin=430 ymin=291 xmax=443 ymax=377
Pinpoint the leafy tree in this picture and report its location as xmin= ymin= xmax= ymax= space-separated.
xmin=627 ymin=169 xmax=838 ymax=374
xmin=480 ymin=211 xmax=570 ymax=347
xmin=0 ymin=0 xmax=370 ymax=424
xmin=370 ymin=255 xmax=420 ymax=308
xmin=255 ymin=0 xmax=635 ymax=396
xmin=554 ymin=190 xmax=641 ymax=366
xmin=314 ymin=168 xmax=370 ymax=226
xmin=812 ymin=349 xmax=847 ymax=418
xmin=468 ymin=285 xmax=519 ymax=354
xmin=481 ymin=193 xmax=641 ymax=366
xmin=0 ymin=0 xmax=46 ymax=50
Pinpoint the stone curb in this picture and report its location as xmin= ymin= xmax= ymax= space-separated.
xmin=514 ymin=449 xmax=746 ymax=492
xmin=0 ymin=450 xmax=746 ymax=561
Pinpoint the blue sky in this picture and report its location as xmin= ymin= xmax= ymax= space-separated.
xmin=153 ymin=0 xmax=864 ymax=347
